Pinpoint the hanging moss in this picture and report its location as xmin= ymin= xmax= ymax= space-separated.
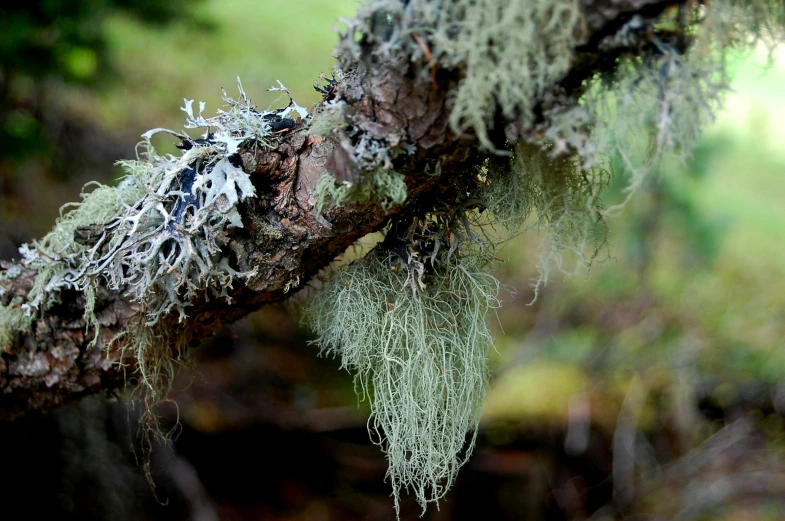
xmin=303 ymin=250 xmax=499 ymax=514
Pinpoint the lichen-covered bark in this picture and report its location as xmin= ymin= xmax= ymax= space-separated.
xmin=0 ymin=0 xmax=683 ymax=420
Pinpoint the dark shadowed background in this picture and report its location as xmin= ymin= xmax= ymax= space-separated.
xmin=2 ymin=1 xmax=785 ymax=520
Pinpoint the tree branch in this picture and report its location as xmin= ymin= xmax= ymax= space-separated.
xmin=0 ymin=0 xmax=683 ymax=419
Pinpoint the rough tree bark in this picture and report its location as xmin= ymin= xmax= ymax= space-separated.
xmin=0 ymin=0 xmax=685 ymax=419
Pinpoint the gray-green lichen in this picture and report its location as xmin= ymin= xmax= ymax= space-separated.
xmin=303 ymin=248 xmax=499 ymax=514
xmin=0 ymin=300 xmax=31 ymax=352
xmin=305 ymin=99 xmax=350 ymax=137
xmin=12 ymin=79 xmax=306 ymax=449
xmin=339 ymin=0 xmax=582 ymax=151
xmin=315 ymin=168 xmax=407 ymax=213
xmin=310 ymin=2 xmax=784 ymax=515
xmin=20 ymin=78 xmax=307 ymax=327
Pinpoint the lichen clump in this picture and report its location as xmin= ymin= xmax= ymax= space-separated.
xmin=307 ymin=0 xmax=785 ymax=516
xmin=314 ymin=168 xmax=407 ymax=212
xmin=0 ymin=301 xmax=30 ymax=352
xmin=304 ymin=249 xmax=499 ymax=513
xmin=20 ymin=79 xmax=307 ymax=327
xmin=12 ymin=79 xmax=307 ymax=449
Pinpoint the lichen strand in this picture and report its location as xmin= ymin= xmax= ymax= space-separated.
xmin=543 ymin=0 xmax=785 ymax=210
xmin=315 ymin=168 xmax=407 ymax=213
xmin=303 ymin=250 xmax=499 ymax=514
xmin=338 ymin=0 xmax=582 ymax=150
xmin=484 ymin=142 xmax=609 ymax=297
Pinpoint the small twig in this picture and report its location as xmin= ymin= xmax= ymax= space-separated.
xmin=412 ymin=32 xmax=437 ymax=89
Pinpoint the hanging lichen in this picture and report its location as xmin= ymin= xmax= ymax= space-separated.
xmin=338 ymin=0 xmax=582 ymax=151
xmin=304 ymin=236 xmax=499 ymax=513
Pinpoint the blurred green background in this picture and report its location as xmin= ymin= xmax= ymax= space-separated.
xmin=1 ymin=1 xmax=785 ymax=520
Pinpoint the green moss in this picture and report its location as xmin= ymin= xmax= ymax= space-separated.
xmin=315 ymin=167 xmax=407 ymax=213
xmin=303 ymin=250 xmax=499 ymax=514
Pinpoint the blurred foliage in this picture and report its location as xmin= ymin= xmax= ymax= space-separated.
xmin=0 ymin=1 xmax=206 ymax=165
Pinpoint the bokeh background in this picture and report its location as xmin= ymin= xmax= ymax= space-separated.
xmin=1 ymin=1 xmax=785 ymax=520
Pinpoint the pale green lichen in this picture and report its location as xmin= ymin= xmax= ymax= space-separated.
xmin=339 ymin=0 xmax=582 ymax=151
xmin=315 ymin=168 xmax=407 ymax=213
xmin=542 ymin=0 xmax=785 ymax=213
xmin=13 ymin=79 xmax=307 ymax=460
xmin=484 ymin=142 xmax=609 ymax=298
xmin=0 ymin=300 xmax=31 ymax=352
xmin=303 ymin=249 xmax=499 ymax=514
xmin=305 ymin=99 xmax=350 ymax=137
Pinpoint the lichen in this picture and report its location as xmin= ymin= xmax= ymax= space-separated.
xmin=483 ymin=142 xmax=609 ymax=298
xmin=315 ymin=167 xmax=407 ymax=212
xmin=541 ymin=0 xmax=785 ymax=212
xmin=303 ymin=248 xmax=499 ymax=514
xmin=12 ymin=79 xmax=307 ymax=460
xmin=0 ymin=300 xmax=31 ymax=352
xmin=338 ymin=0 xmax=582 ymax=151
xmin=305 ymin=98 xmax=350 ymax=137
xmin=20 ymin=78 xmax=307 ymax=326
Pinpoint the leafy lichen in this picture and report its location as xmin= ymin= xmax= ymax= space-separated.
xmin=12 ymin=79 xmax=307 ymax=461
xmin=20 ymin=79 xmax=307 ymax=327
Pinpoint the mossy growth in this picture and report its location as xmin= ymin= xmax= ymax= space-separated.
xmin=303 ymin=248 xmax=499 ymax=514
xmin=315 ymin=168 xmax=407 ymax=212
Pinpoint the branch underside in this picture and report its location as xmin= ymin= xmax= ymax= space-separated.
xmin=0 ymin=0 xmax=684 ymax=419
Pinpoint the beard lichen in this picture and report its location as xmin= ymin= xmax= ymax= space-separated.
xmin=303 ymin=244 xmax=499 ymax=514
xmin=484 ymin=142 xmax=609 ymax=298
xmin=541 ymin=0 xmax=784 ymax=210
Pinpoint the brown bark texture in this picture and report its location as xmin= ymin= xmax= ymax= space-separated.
xmin=0 ymin=0 xmax=684 ymax=419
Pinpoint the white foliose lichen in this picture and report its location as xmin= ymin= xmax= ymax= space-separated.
xmin=20 ymin=78 xmax=308 ymax=326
